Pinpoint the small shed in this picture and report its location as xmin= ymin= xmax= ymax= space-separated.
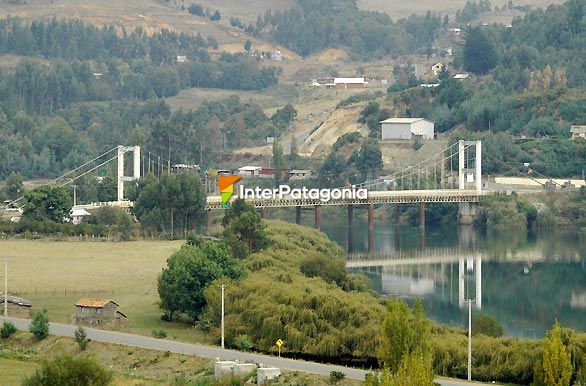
xmin=380 ymin=118 xmax=435 ymax=140
xmin=238 ymin=166 xmax=262 ymax=178
xmin=75 ymin=298 xmax=126 ymax=326
xmin=0 ymin=293 xmax=32 ymax=318
xmin=70 ymin=208 xmax=91 ymax=225
xmin=570 ymin=125 xmax=586 ymax=140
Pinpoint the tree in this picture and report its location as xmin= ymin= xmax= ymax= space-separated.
xmin=289 ymin=136 xmax=299 ymax=165
xmin=411 ymin=299 xmax=432 ymax=359
xmin=23 ymin=186 xmax=72 ymax=223
xmin=244 ymin=39 xmax=252 ymax=52
xmin=210 ymin=10 xmax=221 ymax=21
xmin=222 ymin=199 xmax=269 ymax=258
xmin=394 ymin=350 xmax=435 ymax=386
xmin=462 ymin=27 xmax=497 ymax=75
xmin=1 ymin=321 xmax=17 ymax=339
xmin=272 ymin=140 xmax=285 ymax=182
xmin=356 ymin=139 xmax=383 ymax=180
xmin=157 ymin=241 xmax=245 ymax=321
xmin=539 ymin=320 xmax=573 ymax=386
xmin=472 ymin=312 xmax=504 ymax=337
xmin=22 ymin=354 xmax=112 ymax=386
xmin=29 ymin=308 xmax=49 ymax=340
xmin=318 ymin=151 xmax=347 ymax=188
xmin=377 ymin=300 xmax=414 ymax=373
xmin=74 ymin=326 xmax=89 ymax=350
xmin=377 ymin=299 xmax=432 ymax=374
xmin=134 ymin=172 xmax=205 ymax=236
xmin=5 ymin=171 xmax=23 ymax=200
xmin=271 ymin=105 xmax=297 ymax=129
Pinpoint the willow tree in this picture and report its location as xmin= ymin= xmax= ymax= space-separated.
xmin=540 ymin=320 xmax=573 ymax=386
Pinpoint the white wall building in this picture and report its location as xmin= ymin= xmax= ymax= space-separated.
xmin=237 ymin=166 xmax=262 ymax=178
xmin=380 ymin=118 xmax=434 ymax=140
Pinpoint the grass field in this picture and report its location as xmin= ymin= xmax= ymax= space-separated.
xmin=0 ymin=239 xmax=219 ymax=344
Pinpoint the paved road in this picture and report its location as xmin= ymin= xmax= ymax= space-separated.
xmin=1 ymin=317 xmax=498 ymax=385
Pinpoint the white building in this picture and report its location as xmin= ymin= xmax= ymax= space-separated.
xmin=70 ymin=208 xmax=91 ymax=225
xmin=380 ymin=118 xmax=435 ymax=140
xmin=237 ymin=166 xmax=262 ymax=178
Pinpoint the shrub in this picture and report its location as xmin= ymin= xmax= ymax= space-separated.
xmin=1 ymin=321 xmax=17 ymax=339
xmin=29 ymin=308 xmax=49 ymax=340
xmin=21 ymin=354 xmax=112 ymax=386
xmin=74 ymin=326 xmax=89 ymax=350
xmin=329 ymin=371 xmax=345 ymax=384
xmin=472 ymin=313 xmax=504 ymax=337
xmin=152 ymin=328 xmax=167 ymax=338
xmin=234 ymin=335 xmax=253 ymax=351
xmin=412 ymin=137 xmax=423 ymax=150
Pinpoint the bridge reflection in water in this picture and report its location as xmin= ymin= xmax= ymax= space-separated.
xmin=347 ymin=248 xmax=483 ymax=310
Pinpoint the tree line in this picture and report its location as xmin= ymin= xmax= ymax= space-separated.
xmin=234 ymin=0 xmax=444 ymax=58
xmin=0 ymin=96 xmax=290 ymax=180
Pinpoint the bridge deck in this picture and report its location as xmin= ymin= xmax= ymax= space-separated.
xmin=205 ymin=189 xmax=490 ymax=210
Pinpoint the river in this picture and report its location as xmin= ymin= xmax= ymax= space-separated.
xmin=316 ymin=214 xmax=586 ymax=338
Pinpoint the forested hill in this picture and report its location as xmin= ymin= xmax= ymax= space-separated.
xmin=243 ymin=0 xmax=442 ymax=57
xmin=0 ymin=17 xmax=283 ymax=180
xmin=0 ymin=18 xmax=279 ymax=115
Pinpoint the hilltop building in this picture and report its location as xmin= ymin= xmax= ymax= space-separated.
xmin=380 ymin=118 xmax=435 ymax=140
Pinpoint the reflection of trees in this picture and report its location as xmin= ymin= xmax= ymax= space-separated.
xmin=472 ymin=262 xmax=586 ymax=334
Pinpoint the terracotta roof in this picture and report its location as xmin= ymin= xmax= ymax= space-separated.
xmin=75 ymin=298 xmax=118 ymax=308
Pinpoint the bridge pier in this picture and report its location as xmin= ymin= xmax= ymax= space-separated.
xmin=458 ymin=202 xmax=479 ymax=225
xmin=295 ymin=207 xmax=301 ymax=225
xmin=368 ymin=204 xmax=374 ymax=255
xmin=419 ymin=202 xmax=425 ymax=229
xmin=260 ymin=207 xmax=267 ymax=219
xmin=205 ymin=210 xmax=212 ymax=236
xmin=314 ymin=206 xmax=321 ymax=230
xmin=347 ymin=205 xmax=354 ymax=253
xmin=394 ymin=205 xmax=401 ymax=228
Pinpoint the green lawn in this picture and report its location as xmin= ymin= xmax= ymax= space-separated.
xmin=1 ymin=239 xmax=213 ymax=344
xmin=0 ymin=358 xmax=38 ymax=386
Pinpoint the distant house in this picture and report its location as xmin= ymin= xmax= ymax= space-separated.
xmin=0 ymin=293 xmax=31 ymax=318
xmin=431 ymin=63 xmax=445 ymax=77
xmin=259 ymin=167 xmax=288 ymax=179
xmin=453 ymin=73 xmax=470 ymax=80
xmin=272 ymin=50 xmax=283 ymax=61
xmin=176 ymin=55 xmax=188 ymax=63
xmin=380 ymin=118 xmax=435 ymax=140
xmin=238 ymin=166 xmax=262 ymax=178
xmin=75 ymin=298 xmax=126 ymax=326
xmin=70 ymin=208 xmax=91 ymax=225
xmin=332 ymin=77 xmax=366 ymax=89
xmin=206 ymin=169 xmax=232 ymax=178
xmin=289 ymin=169 xmax=313 ymax=180
xmin=570 ymin=125 xmax=586 ymax=140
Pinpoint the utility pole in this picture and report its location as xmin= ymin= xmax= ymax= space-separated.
xmin=73 ymin=185 xmax=77 ymax=206
xmin=221 ymin=284 xmax=226 ymax=349
xmin=3 ymin=258 xmax=7 ymax=317
xmin=468 ymin=298 xmax=471 ymax=380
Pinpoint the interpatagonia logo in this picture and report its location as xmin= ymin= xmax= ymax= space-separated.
xmin=218 ymin=175 xmax=241 ymax=208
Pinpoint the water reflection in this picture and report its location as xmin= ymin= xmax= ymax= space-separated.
xmin=320 ymin=215 xmax=586 ymax=338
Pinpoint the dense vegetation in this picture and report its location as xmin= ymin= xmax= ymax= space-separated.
xmin=240 ymin=0 xmax=443 ymax=58
xmin=0 ymin=95 xmax=283 ymax=180
xmin=0 ymin=17 xmax=281 ymax=180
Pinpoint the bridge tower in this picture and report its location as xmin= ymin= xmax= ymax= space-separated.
xmin=458 ymin=140 xmax=482 ymax=191
xmin=117 ymin=145 xmax=141 ymax=202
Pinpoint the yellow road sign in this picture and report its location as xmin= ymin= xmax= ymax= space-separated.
xmin=276 ymin=339 xmax=284 ymax=348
